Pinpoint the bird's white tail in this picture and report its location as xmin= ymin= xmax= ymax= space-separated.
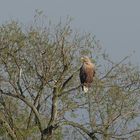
xmin=83 ymin=86 xmax=88 ymax=93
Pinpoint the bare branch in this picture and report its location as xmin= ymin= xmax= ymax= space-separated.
xmin=0 ymin=89 xmax=43 ymax=132
xmin=100 ymin=56 xmax=129 ymax=80
xmin=62 ymin=120 xmax=98 ymax=140
xmin=0 ymin=118 xmax=17 ymax=140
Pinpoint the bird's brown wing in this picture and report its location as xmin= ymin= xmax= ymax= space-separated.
xmin=80 ymin=66 xmax=87 ymax=84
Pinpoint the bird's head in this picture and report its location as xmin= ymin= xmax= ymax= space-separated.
xmin=81 ymin=56 xmax=91 ymax=63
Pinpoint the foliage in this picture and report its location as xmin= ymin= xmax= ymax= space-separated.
xmin=0 ymin=13 xmax=140 ymax=140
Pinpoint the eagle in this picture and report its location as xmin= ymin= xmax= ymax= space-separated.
xmin=79 ymin=56 xmax=95 ymax=92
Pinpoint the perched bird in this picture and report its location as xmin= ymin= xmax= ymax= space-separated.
xmin=79 ymin=56 xmax=95 ymax=92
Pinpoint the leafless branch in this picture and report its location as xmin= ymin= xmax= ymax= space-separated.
xmin=100 ymin=56 xmax=129 ymax=80
xmin=0 ymin=89 xmax=43 ymax=133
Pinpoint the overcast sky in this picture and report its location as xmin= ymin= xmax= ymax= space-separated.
xmin=0 ymin=0 xmax=140 ymax=65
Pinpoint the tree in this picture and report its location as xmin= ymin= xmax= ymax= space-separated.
xmin=0 ymin=14 xmax=140 ymax=140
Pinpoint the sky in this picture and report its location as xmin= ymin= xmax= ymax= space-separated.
xmin=0 ymin=0 xmax=140 ymax=65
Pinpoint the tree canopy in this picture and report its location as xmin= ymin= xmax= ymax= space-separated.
xmin=0 ymin=14 xmax=140 ymax=140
